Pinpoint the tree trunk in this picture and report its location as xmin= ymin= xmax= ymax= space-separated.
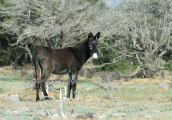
xmin=142 ymin=55 xmax=154 ymax=78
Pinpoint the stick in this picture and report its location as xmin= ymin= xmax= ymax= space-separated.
xmin=65 ymin=87 xmax=66 ymax=97
xmin=60 ymin=88 xmax=62 ymax=101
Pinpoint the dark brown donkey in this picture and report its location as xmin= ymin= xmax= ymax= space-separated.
xmin=32 ymin=32 xmax=100 ymax=101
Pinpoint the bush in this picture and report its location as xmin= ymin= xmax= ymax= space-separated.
xmin=79 ymin=68 xmax=95 ymax=78
xmin=96 ymin=59 xmax=138 ymax=72
xmin=164 ymin=61 xmax=172 ymax=71
xmin=99 ymin=71 xmax=121 ymax=82
xmin=86 ymin=69 xmax=95 ymax=78
xmin=99 ymin=72 xmax=113 ymax=83
xmin=79 ymin=67 xmax=86 ymax=77
xmin=113 ymin=71 xmax=121 ymax=80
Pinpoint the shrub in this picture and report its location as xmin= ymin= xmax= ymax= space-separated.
xmin=86 ymin=69 xmax=95 ymax=78
xmin=99 ymin=72 xmax=113 ymax=83
xmin=79 ymin=68 xmax=95 ymax=78
xmin=79 ymin=67 xmax=86 ymax=77
xmin=99 ymin=71 xmax=121 ymax=82
xmin=96 ymin=59 xmax=138 ymax=72
xmin=164 ymin=61 xmax=172 ymax=71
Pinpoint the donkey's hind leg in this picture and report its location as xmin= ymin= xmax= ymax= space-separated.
xmin=40 ymin=69 xmax=51 ymax=100
xmin=36 ymin=82 xmax=40 ymax=101
xmin=35 ymin=63 xmax=41 ymax=101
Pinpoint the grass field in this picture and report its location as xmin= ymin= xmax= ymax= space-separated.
xmin=0 ymin=66 xmax=172 ymax=120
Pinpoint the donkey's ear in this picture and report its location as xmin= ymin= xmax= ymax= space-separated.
xmin=88 ymin=32 xmax=93 ymax=40
xmin=95 ymin=32 xmax=100 ymax=40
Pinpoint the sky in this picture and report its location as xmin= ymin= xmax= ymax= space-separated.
xmin=104 ymin=0 xmax=124 ymax=7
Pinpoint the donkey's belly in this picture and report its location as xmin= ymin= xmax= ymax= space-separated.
xmin=52 ymin=69 xmax=68 ymax=74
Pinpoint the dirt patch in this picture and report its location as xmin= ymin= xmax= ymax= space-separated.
xmin=69 ymin=96 xmax=102 ymax=102
xmin=1 ymin=66 xmax=171 ymax=84
xmin=121 ymin=77 xmax=172 ymax=85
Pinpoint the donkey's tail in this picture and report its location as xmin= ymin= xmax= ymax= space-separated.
xmin=32 ymin=51 xmax=41 ymax=80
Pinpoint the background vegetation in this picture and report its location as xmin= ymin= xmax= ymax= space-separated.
xmin=1 ymin=0 xmax=172 ymax=76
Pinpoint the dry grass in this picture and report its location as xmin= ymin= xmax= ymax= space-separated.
xmin=0 ymin=66 xmax=172 ymax=119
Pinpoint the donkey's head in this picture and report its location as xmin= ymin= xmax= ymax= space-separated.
xmin=87 ymin=32 xmax=100 ymax=62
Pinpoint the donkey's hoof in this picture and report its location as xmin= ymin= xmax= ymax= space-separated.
xmin=36 ymin=98 xmax=40 ymax=102
xmin=45 ymin=97 xmax=49 ymax=100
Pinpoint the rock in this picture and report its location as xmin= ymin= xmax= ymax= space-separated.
xmin=76 ymin=113 xmax=93 ymax=119
xmin=159 ymin=82 xmax=169 ymax=89
xmin=99 ymin=114 xmax=105 ymax=118
xmin=7 ymin=94 xmax=20 ymax=102
xmin=145 ymin=115 xmax=151 ymax=118
xmin=0 ymin=95 xmax=4 ymax=100
xmin=111 ymin=113 xmax=126 ymax=117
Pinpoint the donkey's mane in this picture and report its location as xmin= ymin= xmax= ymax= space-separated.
xmin=74 ymin=38 xmax=89 ymax=46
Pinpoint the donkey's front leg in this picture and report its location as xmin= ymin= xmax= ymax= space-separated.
xmin=72 ymin=82 xmax=76 ymax=98
xmin=67 ymin=73 xmax=72 ymax=98
xmin=72 ymin=73 xmax=78 ymax=99
xmin=67 ymin=80 xmax=71 ymax=98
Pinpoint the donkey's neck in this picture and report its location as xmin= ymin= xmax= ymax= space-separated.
xmin=73 ymin=43 xmax=91 ymax=64
xmin=83 ymin=44 xmax=91 ymax=63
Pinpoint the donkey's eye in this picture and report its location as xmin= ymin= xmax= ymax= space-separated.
xmin=89 ymin=45 xmax=92 ymax=50
xmin=97 ymin=45 xmax=99 ymax=49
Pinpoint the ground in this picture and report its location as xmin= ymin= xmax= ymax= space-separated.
xmin=0 ymin=66 xmax=172 ymax=120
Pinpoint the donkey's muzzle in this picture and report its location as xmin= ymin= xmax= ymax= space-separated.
xmin=92 ymin=53 xmax=98 ymax=62
xmin=92 ymin=58 xmax=98 ymax=62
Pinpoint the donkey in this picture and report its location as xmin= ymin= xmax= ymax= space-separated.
xmin=32 ymin=32 xmax=100 ymax=101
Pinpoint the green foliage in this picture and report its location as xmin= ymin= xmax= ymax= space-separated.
xmin=98 ymin=59 xmax=138 ymax=72
xmin=98 ymin=42 xmax=116 ymax=64
xmin=0 ymin=34 xmax=38 ymax=66
xmin=164 ymin=61 xmax=172 ymax=71
xmin=0 ymin=54 xmax=11 ymax=65
xmin=86 ymin=0 xmax=107 ymax=9
xmin=96 ymin=41 xmax=139 ymax=72
xmin=0 ymin=37 xmax=26 ymax=65
xmin=0 ymin=0 xmax=6 ymax=7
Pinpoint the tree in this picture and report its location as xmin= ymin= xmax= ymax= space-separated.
xmin=0 ymin=0 xmax=105 ymax=62
xmin=0 ymin=0 xmax=25 ymax=66
xmin=97 ymin=0 xmax=172 ymax=77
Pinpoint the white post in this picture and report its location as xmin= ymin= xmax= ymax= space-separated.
xmin=46 ymin=84 xmax=49 ymax=94
xmin=65 ymin=87 xmax=66 ymax=97
xmin=60 ymin=88 xmax=62 ymax=100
